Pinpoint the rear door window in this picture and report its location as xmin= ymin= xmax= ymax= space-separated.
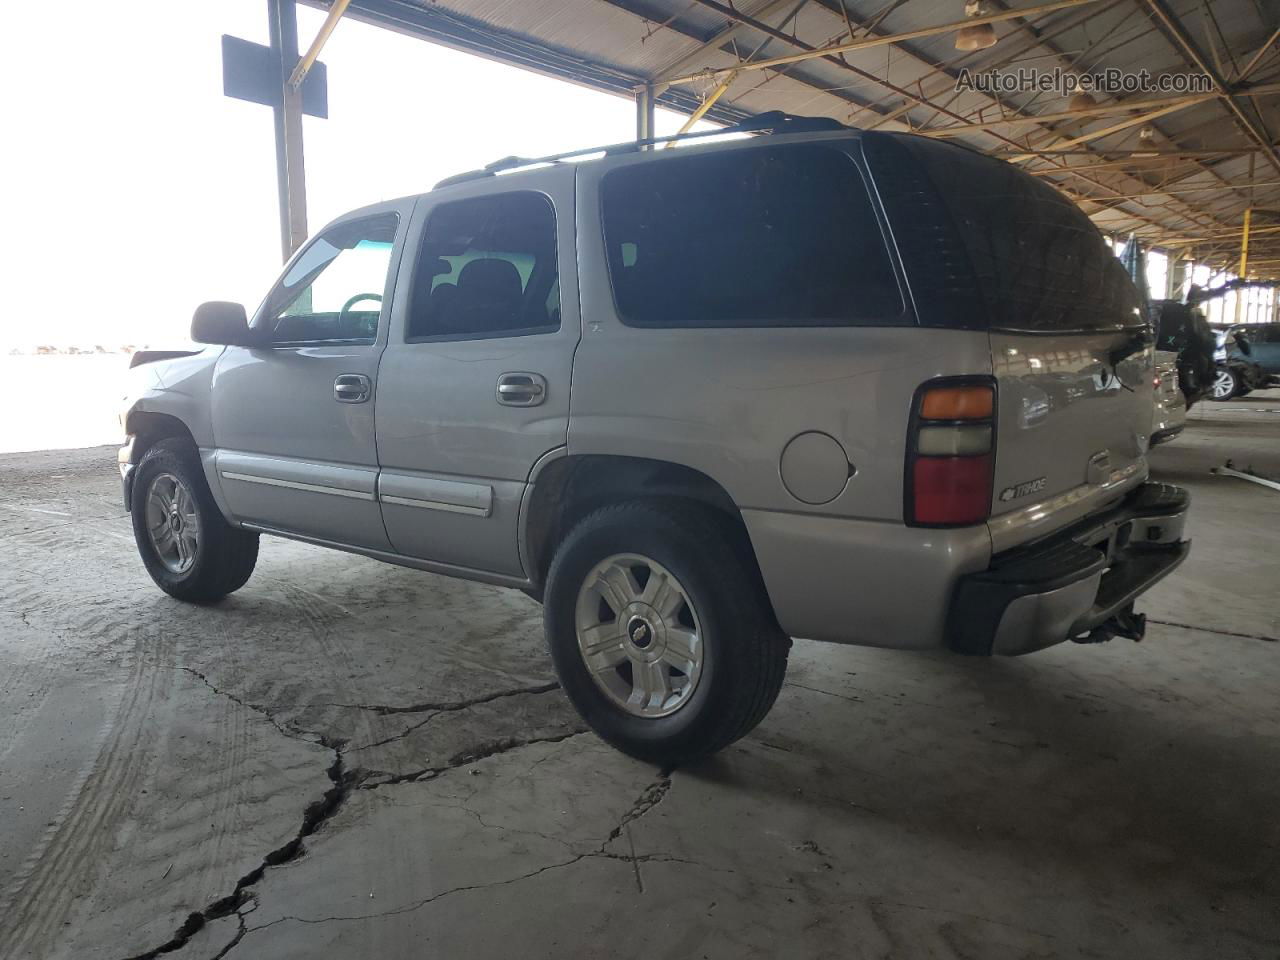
xmin=601 ymin=145 xmax=904 ymax=328
xmin=406 ymin=192 xmax=560 ymax=341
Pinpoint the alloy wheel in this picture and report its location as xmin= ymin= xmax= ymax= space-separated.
xmin=145 ymin=472 xmax=199 ymax=574
xmin=574 ymin=553 xmax=703 ymax=718
xmin=1211 ymin=369 xmax=1236 ymax=400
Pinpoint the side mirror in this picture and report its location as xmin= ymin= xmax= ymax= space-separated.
xmin=192 ymin=301 xmax=255 ymax=346
xmin=1234 ymin=332 xmax=1253 ymax=356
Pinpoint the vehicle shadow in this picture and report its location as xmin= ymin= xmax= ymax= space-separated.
xmin=683 ymin=649 xmax=1279 ymax=895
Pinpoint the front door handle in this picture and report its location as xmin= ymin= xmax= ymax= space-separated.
xmin=334 ymin=373 xmax=372 ymax=404
xmin=496 ymin=372 xmax=547 ymax=407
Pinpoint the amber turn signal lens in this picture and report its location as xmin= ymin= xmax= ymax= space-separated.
xmin=920 ymin=385 xmax=993 ymax=420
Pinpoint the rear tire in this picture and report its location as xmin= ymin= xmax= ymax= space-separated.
xmin=543 ymin=500 xmax=789 ymax=765
xmin=131 ymin=438 xmax=259 ymax=601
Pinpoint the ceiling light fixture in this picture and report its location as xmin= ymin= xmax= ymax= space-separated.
xmin=1132 ymin=124 xmax=1159 ymax=157
xmin=955 ymin=1 xmax=998 ymax=51
xmin=1067 ymin=76 xmax=1096 ymax=111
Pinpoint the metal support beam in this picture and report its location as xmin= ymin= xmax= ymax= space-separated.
xmin=919 ymin=86 xmax=1280 ymax=137
xmin=660 ymin=0 xmax=1101 ymax=87
xmin=635 ymin=82 xmax=656 ymax=146
xmin=1238 ymin=27 xmax=1280 ymax=82
xmin=1141 ymin=0 xmax=1280 ymax=178
xmin=862 ymin=0 xmax=1125 ymax=131
xmin=269 ymin=0 xmax=308 ymax=260
xmin=1161 ymin=223 xmax=1280 ymax=244
xmin=1006 ymin=148 xmax=1258 ymax=157
xmin=1005 ymin=100 xmax=1203 ymax=162
xmin=681 ymin=0 xmax=1001 ymax=126
xmin=1169 ymin=252 xmax=1189 ymax=297
xmin=653 ymin=0 xmax=797 ymax=82
xmin=1021 ymin=154 xmax=1256 ymax=177
xmin=1041 ymin=180 xmax=1280 ymax=202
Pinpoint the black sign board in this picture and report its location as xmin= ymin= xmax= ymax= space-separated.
xmin=221 ymin=34 xmax=328 ymax=118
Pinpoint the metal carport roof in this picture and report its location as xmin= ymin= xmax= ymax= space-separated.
xmin=303 ymin=0 xmax=1280 ymax=279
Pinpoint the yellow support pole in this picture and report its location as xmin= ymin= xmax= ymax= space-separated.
xmin=665 ymin=73 xmax=736 ymax=148
xmin=1234 ymin=208 xmax=1253 ymax=324
xmin=289 ymin=0 xmax=352 ymax=91
xmin=1239 ymin=207 xmax=1253 ymax=277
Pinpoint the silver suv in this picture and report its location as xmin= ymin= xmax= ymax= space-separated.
xmin=120 ymin=117 xmax=1190 ymax=763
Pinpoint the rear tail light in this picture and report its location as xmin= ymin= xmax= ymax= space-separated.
xmin=906 ymin=379 xmax=995 ymax=527
xmin=919 ymin=385 xmax=993 ymax=420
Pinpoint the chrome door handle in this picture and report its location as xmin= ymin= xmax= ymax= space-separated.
xmin=334 ymin=374 xmax=372 ymax=404
xmin=496 ymin=372 xmax=547 ymax=407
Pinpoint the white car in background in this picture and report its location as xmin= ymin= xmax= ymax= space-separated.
xmin=1151 ymin=351 xmax=1186 ymax=446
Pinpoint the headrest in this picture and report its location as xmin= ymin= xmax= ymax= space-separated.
xmin=457 ymin=258 xmax=522 ymax=297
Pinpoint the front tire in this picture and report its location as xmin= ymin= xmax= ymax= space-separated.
xmin=1210 ymin=366 xmax=1240 ymax=401
xmin=544 ymin=500 xmax=789 ymax=765
xmin=131 ymin=438 xmax=259 ymax=601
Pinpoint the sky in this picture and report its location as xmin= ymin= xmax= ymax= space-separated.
xmin=0 ymin=0 xmax=704 ymax=351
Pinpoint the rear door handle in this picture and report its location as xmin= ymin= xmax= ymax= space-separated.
xmin=334 ymin=373 xmax=372 ymax=404
xmin=496 ymin=372 xmax=547 ymax=407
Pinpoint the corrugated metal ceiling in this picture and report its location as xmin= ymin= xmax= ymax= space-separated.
xmin=333 ymin=0 xmax=1280 ymax=275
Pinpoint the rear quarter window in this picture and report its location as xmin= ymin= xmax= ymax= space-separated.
xmin=601 ymin=145 xmax=904 ymax=328
xmin=864 ymin=132 xmax=1142 ymax=333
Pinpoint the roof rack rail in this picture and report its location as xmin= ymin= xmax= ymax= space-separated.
xmin=433 ymin=169 xmax=494 ymax=188
xmin=432 ymin=111 xmax=850 ymax=189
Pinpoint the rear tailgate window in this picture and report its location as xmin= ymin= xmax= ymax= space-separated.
xmin=863 ymin=132 xmax=1142 ymax=333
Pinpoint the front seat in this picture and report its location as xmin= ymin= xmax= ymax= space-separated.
xmin=442 ymin=258 xmax=523 ymax=334
xmin=408 ymin=282 xmax=458 ymax=339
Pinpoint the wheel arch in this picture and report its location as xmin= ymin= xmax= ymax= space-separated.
xmin=125 ymin=410 xmax=197 ymax=461
xmin=122 ymin=410 xmax=200 ymax=511
xmin=520 ymin=454 xmax=771 ymax=605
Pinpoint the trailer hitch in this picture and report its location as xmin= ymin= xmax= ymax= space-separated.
xmin=1073 ymin=605 xmax=1147 ymax=645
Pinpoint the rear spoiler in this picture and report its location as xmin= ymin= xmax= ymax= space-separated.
xmin=129 ymin=350 xmax=200 ymax=369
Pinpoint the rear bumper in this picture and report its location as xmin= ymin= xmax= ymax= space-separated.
xmin=742 ymin=508 xmax=991 ymax=649
xmin=948 ymin=482 xmax=1190 ymax=656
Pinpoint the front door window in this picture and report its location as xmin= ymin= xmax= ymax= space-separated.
xmin=256 ymin=213 xmax=399 ymax=345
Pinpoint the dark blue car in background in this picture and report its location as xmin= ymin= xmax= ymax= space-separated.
xmin=1214 ymin=322 xmax=1280 ymax=399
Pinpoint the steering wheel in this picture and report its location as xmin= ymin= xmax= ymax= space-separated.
xmin=338 ymin=293 xmax=383 ymax=337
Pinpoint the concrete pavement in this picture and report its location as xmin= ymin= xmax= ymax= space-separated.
xmin=1 ymin=395 xmax=1277 ymax=959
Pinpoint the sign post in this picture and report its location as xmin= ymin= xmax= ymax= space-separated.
xmin=222 ymin=0 xmax=329 ymax=261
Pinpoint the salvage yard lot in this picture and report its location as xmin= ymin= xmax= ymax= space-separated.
xmin=1 ymin=395 xmax=1278 ymax=960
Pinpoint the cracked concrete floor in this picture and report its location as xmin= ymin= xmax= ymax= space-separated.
xmin=2 ymin=394 xmax=1278 ymax=960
